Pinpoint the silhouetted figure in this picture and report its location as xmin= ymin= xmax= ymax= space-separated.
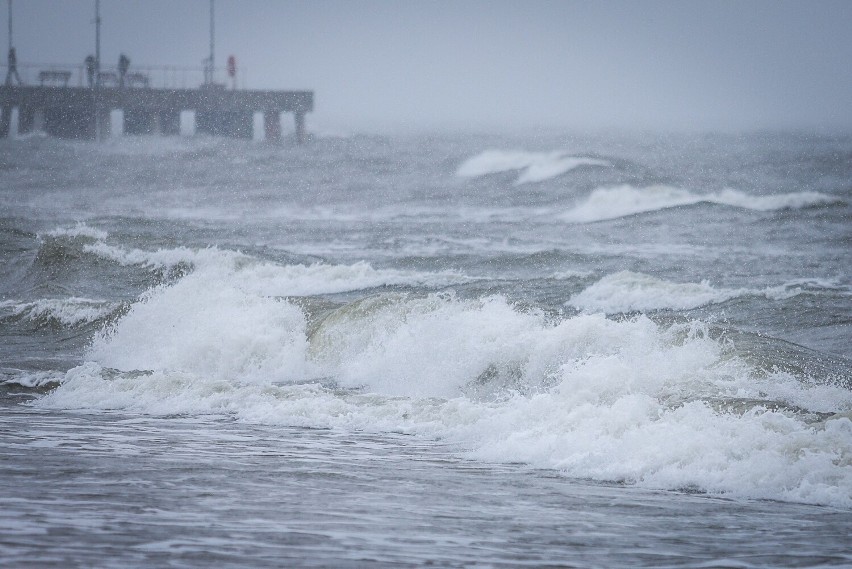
xmin=5 ymin=47 xmax=22 ymax=85
xmin=85 ymin=55 xmax=96 ymax=88
xmin=118 ymin=53 xmax=130 ymax=88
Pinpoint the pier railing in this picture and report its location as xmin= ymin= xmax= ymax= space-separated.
xmin=2 ymin=63 xmax=247 ymax=90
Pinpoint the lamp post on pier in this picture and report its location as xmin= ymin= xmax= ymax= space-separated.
xmin=94 ymin=0 xmax=102 ymax=141
xmin=204 ymin=0 xmax=215 ymax=86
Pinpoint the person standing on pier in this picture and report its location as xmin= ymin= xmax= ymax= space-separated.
xmin=85 ymin=55 xmax=95 ymax=88
xmin=5 ymin=47 xmax=22 ymax=85
xmin=118 ymin=53 xmax=129 ymax=88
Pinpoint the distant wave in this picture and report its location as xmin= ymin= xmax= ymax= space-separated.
xmin=568 ymin=271 xmax=848 ymax=313
xmin=560 ymin=185 xmax=845 ymax=223
xmin=457 ymin=150 xmax=608 ymax=184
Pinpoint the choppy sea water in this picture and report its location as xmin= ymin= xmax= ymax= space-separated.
xmin=1 ymin=131 xmax=851 ymax=567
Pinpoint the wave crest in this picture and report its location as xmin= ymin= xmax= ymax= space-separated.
xmin=560 ymin=185 xmax=845 ymax=223
xmin=42 ymin=222 xmax=108 ymax=241
xmin=568 ymin=271 xmax=847 ymax=314
xmin=457 ymin=150 xmax=608 ymax=184
xmin=0 ymin=298 xmax=117 ymax=328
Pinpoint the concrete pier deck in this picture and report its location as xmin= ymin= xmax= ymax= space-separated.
xmin=0 ymin=85 xmax=313 ymax=142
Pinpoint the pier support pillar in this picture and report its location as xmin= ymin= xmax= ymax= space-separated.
xmin=97 ymin=108 xmax=112 ymax=140
xmin=152 ymin=113 xmax=163 ymax=136
xmin=294 ymin=111 xmax=306 ymax=144
xmin=45 ymin=106 xmax=85 ymax=138
xmin=124 ymin=108 xmax=155 ymax=135
xmin=194 ymin=111 xmax=215 ymax=136
xmin=264 ymin=111 xmax=281 ymax=143
xmin=32 ymin=108 xmax=45 ymax=133
xmin=18 ymin=106 xmax=35 ymax=135
xmin=43 ymin=106 xmax=110 ymax=140
xmin=0 ymin=106 xmax=11 ymax=137
xmin=159 ymin=109 xmax=181 ymax=136
xmin=196 ymin=110 xmax=253 ymax=139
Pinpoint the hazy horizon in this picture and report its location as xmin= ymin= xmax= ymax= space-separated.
xmin=5 ymin=0 xmax=852 ymax=134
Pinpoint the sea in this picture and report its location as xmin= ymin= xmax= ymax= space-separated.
xmin=1 ymin=128 xmax=850 ymax=568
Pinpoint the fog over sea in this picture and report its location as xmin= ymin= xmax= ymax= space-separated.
xmin=1 ymin=130 xmax=851 ymax=567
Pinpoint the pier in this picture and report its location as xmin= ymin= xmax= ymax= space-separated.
xmin=1 ymin=1 xmax=313 ymax=143
xmin=0 ymin=84 xmax=313 ymax=143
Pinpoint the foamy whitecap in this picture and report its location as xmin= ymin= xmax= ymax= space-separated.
xmin=234 ymin=260 xmax=472 ymax=297
xmin=569 ymin=272 xmax=743 ymax=313
xmin=551 ymin=269 xmax=594 ymax=280
xmin=762 ymin=278 xmax=852 ymax=301
xmin=560 ymin=185 xmax=845 ymax=223
xmin=1 ymin=370 xmax=64 ymax=388
xmin=83 ymin=241 xmax=248 ymax=270
xmin=0 ymin=298 xmax=115 ymax=327
xmin=712 ymin=188 xmax=845 ymax=211
xmin=457 ymin=150 xmax=608 ymax=185
xmin=43 ymin=222 xmax=109 ymax=241
xmin=39 ymin=292 xmax=852 ymax=507
xmin=569 ymin=271 xmax=846 ymax=314
xmin=88 ymin=276 xmax=312 ymax=383
xmin=82 ymin=242 xmax=474 ymax=294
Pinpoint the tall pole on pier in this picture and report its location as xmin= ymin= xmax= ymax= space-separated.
xmin=4 ymin=0 xmax=13 ymax=88
xmin=208 ymin=0 xmax=215 ymax=85
xmin=94 ymin=0 xmax=101 ymax=141
xmin=95 ymin=0 xmax=100 ymax=73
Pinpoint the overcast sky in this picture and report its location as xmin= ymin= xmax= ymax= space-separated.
xmin=6 ymin=0 xmax=852 ymax=133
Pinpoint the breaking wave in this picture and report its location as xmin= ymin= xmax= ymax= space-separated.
xmin=82 ymin=241 xmax=475 ymax=296
xmin=457 ymin=150 xmax=608 ymax=184
xmin=36 ymin=274 xmax=852 ymax=507
xmin=43 ymin=222 xmax=109 ymax=241
xmin=560 ymin=185 xmax=845 ymax=223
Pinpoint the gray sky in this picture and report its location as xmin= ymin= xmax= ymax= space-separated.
xmin=6 ymin=0 xmax=852 ymax=132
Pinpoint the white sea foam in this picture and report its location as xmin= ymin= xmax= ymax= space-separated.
xmin=264 ymin=204 xmax=554 ymax=225
xmin=38 ymin=288 xmax=852 ymax=508
xmin=551 ymin=269 xmax=595 ymax=280
xmin=560 ymin=185 xmax=845 ymax=223
xmin=457 ymin=150 xmax=608 ymax=185
xmin=43 ymin=222 xmax=109 ymax=241
xmin=83 ymin=241 xmax=473 ymax=294
xmin=1 ymin=370 xmax=64 ymax=388
xmin=0 ymin=298 xmax=115 ymax=327
xmin=569 ymin=272 xmax=744 ymax=313
xmin=568 ymin=271 xmax=841 ymax=314
xmin=83 ymin=241 xmax=247 ymax=270
xmin=88 ymin=276 xmax=311 ymax=384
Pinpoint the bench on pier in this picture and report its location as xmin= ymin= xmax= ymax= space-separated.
xmin=97 ymin=71 xmax=118 ymax=87
xmin=125 ymin=72 xmax=150 ymax=88
xmin=38 ymin=70 xmax=72 ymax=87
